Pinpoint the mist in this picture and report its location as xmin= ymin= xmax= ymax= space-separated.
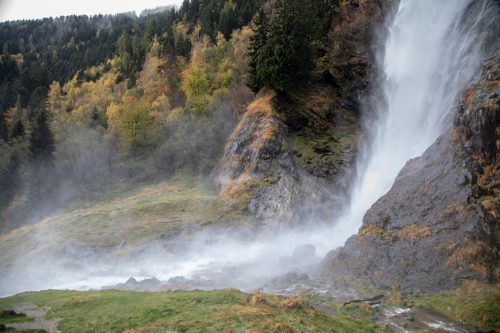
xmin=0 ymin=0 xmax=182 ymax=22
xmin=1 ymin=0 xmax=498 ymax=299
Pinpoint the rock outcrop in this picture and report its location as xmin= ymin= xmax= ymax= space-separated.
xmin=215 ymin=84 xmax=359 ymax=224
xmin=322 ymin=57 xmax=500 ymax=292
xmin=328 ymin=0 xmax=392 ymax=112
xmin=214 ymin=0 xmax=393 ymax=224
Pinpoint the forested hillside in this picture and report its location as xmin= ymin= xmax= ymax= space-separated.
xmin=0 ymin=0 xmax=335 ymax=231
xmin=1 ymin=1 xmax=499 ymax=332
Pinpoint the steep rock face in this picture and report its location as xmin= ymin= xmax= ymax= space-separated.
xmin=215 ymin=82 xmax=359 ymax=224
xmin=215 ymin=89 xmax=299 ymax=223
xmin=328 ymin=0 xmax=392 ymax=112
xmin=214 ymin=0 xmax=393 ymax=224
xmin=322 ymin=58 xmax=500 ymax=292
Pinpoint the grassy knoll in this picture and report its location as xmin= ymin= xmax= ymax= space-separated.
xmin=407 ymin=281 xmax=500 ymax=332
xmin=0 ymin=290 xmax=384 ymax=333
xmin=0 ymin=177 xmax=227 ymax=273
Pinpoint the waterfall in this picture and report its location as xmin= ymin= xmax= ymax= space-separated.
xmin=332 ymin=0 xmax=498 ymax=243
xmin=1 ymin=0 xmax=497 ymax=296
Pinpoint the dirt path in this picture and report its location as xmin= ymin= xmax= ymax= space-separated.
xmin=5 ymin=303 xmax=59 ymax=333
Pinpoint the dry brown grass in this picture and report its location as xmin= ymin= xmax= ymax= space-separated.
xmin=389 ymin=285 xmax=402 ymax=304
xmin=249 ymin=119 xmax=279 ymax=154
xmin=372 ymin=271 xmax=384 ymax=279
xmin=280 ymin=296 xmax=304 ymax=310
xmin=397 ymin=223 xmax=432 ymax=240
xmin=267 ymin=321 xmax=295 ymax=333
xmin=358 ymin=224 xmax=391 ymax=240
xmin=360 ymin=303 xmax=372 ymax=311
xmin=435 ymin=203 xmax=475 ymax=223
xmin=251 ymin=292 xmax=267 ymax=305
xmin=454 ymin=280 xmax=489 ymax=297
xmin=446 ymin=241 xmax=491 ymax=275
xmin=223 ymin=89 xmax=276 ymax=161
xmin=219 ymin=175 xmax=254 ymax=212
xmin=481 ymin=199 xmax=497 ymax=218
xmin=247 ymin=89 xmax=276 ymax=117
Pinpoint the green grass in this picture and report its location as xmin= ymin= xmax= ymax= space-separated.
xmin=407 ymin=283 xmax=500 ymax=332
xmin=0 ymin=290 xmax=387 ymax=333
xmin=307 ymin=282 xmax=500 ymax=333
xmin=0 ymin=177 xmax=230 ymax=273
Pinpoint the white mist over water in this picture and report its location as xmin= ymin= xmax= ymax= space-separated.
xmin=331 ymin=0 xmax=495 ymax=242
xmin=1 ymin=0 xmax=497 ymax=296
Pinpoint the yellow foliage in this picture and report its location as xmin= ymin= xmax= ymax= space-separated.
xmin=107 ymin=97 xmax=163 ymax=149
xmin=231 ymin=27 xmax=252 ymax=78
xmin=136 ymin=54 xmax=168 ymax=101
xmin=181 ymin=29 xmax=244 ymax=114
xmin=48 ymin=81 xmax=63 ymax=113
xmin=49 ymin=69 xmax=125 ymax=130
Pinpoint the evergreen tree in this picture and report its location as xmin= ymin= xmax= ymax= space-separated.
xmin=246 ymin=9 xmax=268 ymax=92
xmin=246 ymin=0 xmax=313 ymax=92
xmin=218 ymin=2 xmax=238 ymax=39
xmin=0 ymin=150 xmax=21 ymax=211
xmin=27 ymin=87 xmax=55 ymax=204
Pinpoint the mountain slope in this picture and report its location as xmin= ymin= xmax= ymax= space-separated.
xmin=322 ymin=56 xmax=500 ymax=292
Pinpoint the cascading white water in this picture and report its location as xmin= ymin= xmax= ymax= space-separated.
xmin=332 ymin=0 xmax=496 ymax=242
xmin=1 ymin=0 xmax=497 ymax=297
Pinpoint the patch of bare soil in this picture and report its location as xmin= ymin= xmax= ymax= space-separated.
xmin=5 ymin=303 xmax=59 ymax=333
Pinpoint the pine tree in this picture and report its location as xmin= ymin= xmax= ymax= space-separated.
xmin=27 ymin=87 xmax=56 ymax=205
xmin=246 ymin=0 xmax=313 ymax=92
xmin=218 ymin=2 xmax=238 ymax=39
xmin=0 ymin=150 xmax=21 ymax=211
xmin=246 ymin=9 xmax=268 ymax=92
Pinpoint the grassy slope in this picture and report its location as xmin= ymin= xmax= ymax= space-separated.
xmin=408 ymin=282 xmax=500 ymax=332
xmin=1 ymin=285 xmax=498 ymax=333
xmin=0 ymin=290 xmax=384 ymax=333
xmin=0 ymin=176 xmax=227 ymax=273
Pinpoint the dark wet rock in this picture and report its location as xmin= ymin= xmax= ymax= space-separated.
xmin=1 ymin=310 xmax=19 ymax=317
xmin=321 ymin=57 xmax=500 ymax=292
xmin=329 ymin=0 xmax=393 ymax=114
xmin=378 ymin=306 xmax=474 ymax=333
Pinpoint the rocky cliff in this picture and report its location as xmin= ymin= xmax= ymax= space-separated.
xmin=328 ymin=0 xmax=392 ymax=113
xmin=214 ymin=0 xmax=391 ymax=224
xmin=214 ymin=82 xmax=359 ymax=224
xmin=322 ymin=57 xmax=500 ymax=292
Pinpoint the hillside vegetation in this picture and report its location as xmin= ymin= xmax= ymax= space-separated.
xmin=0 ymin=0 xmax=337 ymax=231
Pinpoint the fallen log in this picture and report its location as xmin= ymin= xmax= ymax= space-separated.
xmin=342 ymin=295 xmax=384 ymax=306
